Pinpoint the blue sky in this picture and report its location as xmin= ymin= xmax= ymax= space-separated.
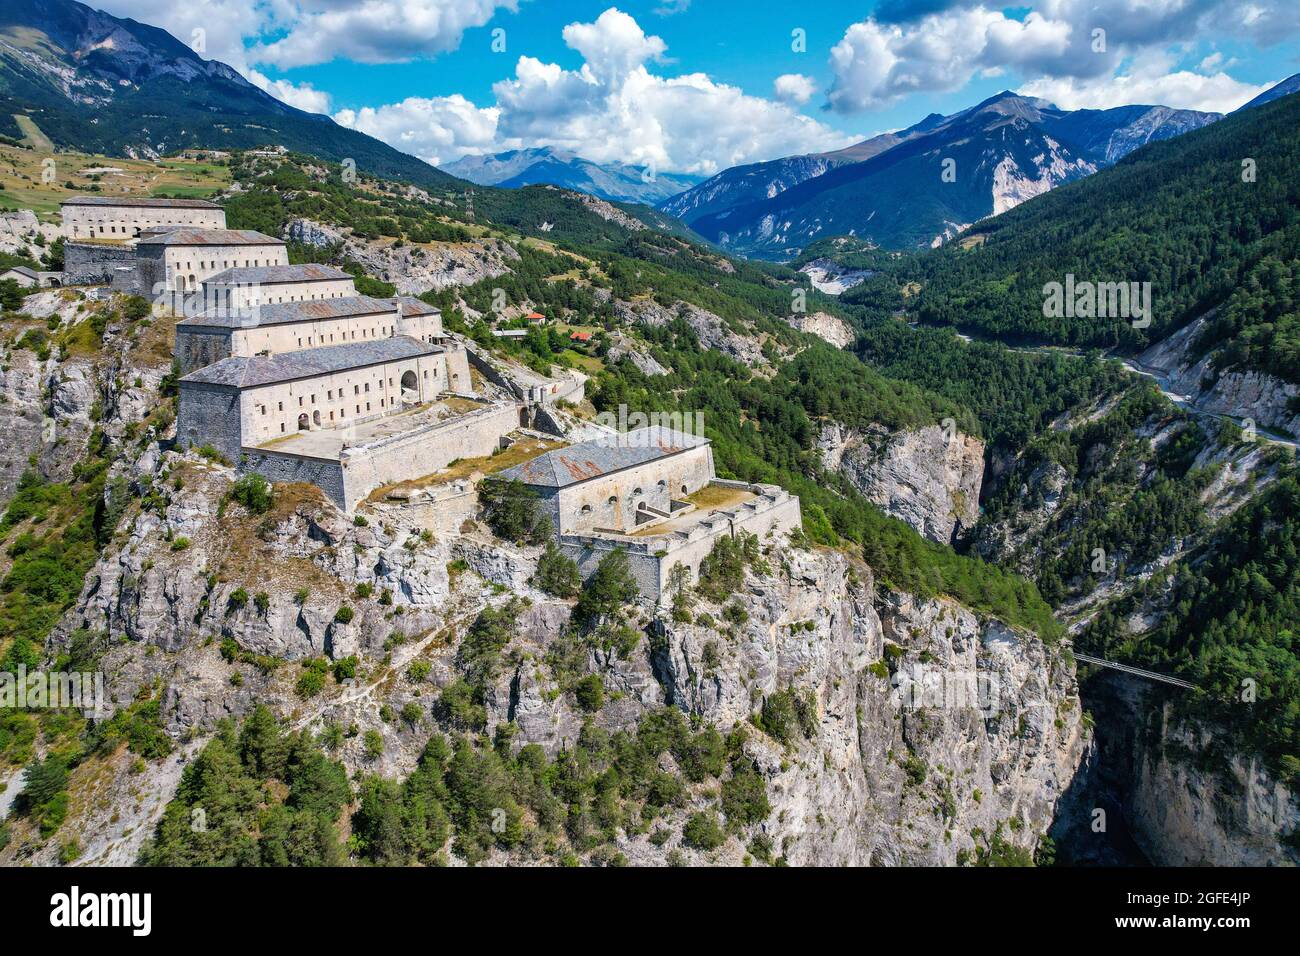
xmin=99 ymin=1 xmax=1300 ymax=173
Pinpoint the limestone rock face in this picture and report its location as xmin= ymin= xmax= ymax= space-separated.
xmin=614 ymin=298 xmax=768 ymax=368
xmin=1073 ymin=674 xmax=1300 ymax=866
xmin=1140 ymin=315 xmax=1300 ymax=436
xmin=650 ymin=550 xmax=1086 ymax=865
xmin=820 ymin=422 xmax=985 ymax=544
xmin=786 ymin=310 xmax=854 ymax=349
xmin=283 ymin=218 xmax=521 ymax=295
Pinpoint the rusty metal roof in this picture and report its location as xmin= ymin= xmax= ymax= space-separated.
xmin=499 ymin=427 xmax=709 ymax=488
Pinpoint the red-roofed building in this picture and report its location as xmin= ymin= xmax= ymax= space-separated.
xmin=569 ymin=331 xmax=592 ymax=343
xmin=524 ymin=311 xmax=547 ymax=323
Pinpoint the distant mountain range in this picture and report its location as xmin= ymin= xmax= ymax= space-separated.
xmin=442 ymin=147 xmax=702 ymax=205
xmin=664 ymin=91 xmax=1223 ymax=257
xmin=1236 ymin=72 xmax=1300 ymax=111
xmin=0 ymin=0 xmax=460 ymax=190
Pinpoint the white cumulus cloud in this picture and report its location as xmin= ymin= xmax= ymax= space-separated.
xmin=773 ymin=73 xmax=817 ymax=105
xmin=334 ymin=95 xmax=504 ymax=167
xmin=340 ymin=7 xmax=856 ymax=174
xmin=827 ymin=8 xmax=1075 ymax=112
xmin=247 ymin=71 xmax=332 ymax=114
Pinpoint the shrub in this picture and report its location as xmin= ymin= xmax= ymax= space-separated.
xmin=400 ymin=702 xmax=424 ymax=727
xmin=756 ymin=688 xmax=818 ymax=746
xmin=228 ymin=473 xmax=274 ymax=514
xmin=354 ymin=582 xmax=373 ymax=599
xmin=682 ymin=811 xmax=726 ymax=851
xmin=332 ymin=656 xmax=358 ymax=682
xmin=573 ymin=674 xmax=605 ymax=712
xmin=353 ymin=515 xmax=369 ymax=527
xmin=254 ymin=591 xmax=270 ymax=613
xmin=363 ymin=729 xmax=384 ymax=759
xmin=296 ymin=659 xmax=329 ymax=698
xmin=478 ymin=478 xmax=550 ymax=544
xmin=407 ymin=659 xmax=431 ymax=682
xmin=170 ymin=536 xmax=191 ymax=551
xmin=572 ymin=548 xmax=639 ymax=629
xmin=334 ymin=606 xmax=354 ymax=625
xmin=534 ymin=540 xmax=581 ymax=598
xmin=227 ymin=587 xmax=249 ymax=614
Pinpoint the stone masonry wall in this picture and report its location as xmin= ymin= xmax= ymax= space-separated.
xmin=64 ymin=242 xmax=138 ymax=285
xmin=240 ymin=450 xmax=346 ymax=507
xmin=337 ymin=402 xmax=522 ymax=509
xmin=561 ymin=483 xmax=802 ymax=598
xmin=176 ymin=382 xmax=242 ymax=461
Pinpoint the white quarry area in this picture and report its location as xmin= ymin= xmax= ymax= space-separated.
xmin=798 ymin=256 xmax=872 ymax=295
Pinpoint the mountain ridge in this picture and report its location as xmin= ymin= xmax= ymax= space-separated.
xmin=665 ymin=90 xmax=1220 ymax=257
xmin=442 ymin=146 xmax=702 ymax=204
xmin=0 ymin=0 xmax=462 ymax=191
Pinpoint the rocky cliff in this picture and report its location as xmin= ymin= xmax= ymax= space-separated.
xmin=819 ymin=422 xmax=985 ymax=545
xmin=5 ymin=422 xmax=1082 ymax=865
xmin=1064 ymin=673 xmax=1299 ymax=866
xmin=1139 ymin=315 xmax=1300 ymax=437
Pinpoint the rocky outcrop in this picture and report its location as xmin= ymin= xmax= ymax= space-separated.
xmin=650 ymin=551 xmax=1085 ymax=865
xmin=283 ymin=218 xmax=521 ymax=295
xmin=787 ymin=310 xmax=854 ymax=348
xmin=614 ymin=298 xmax=768 ymax=368
xmin=605 ymin=331 xmax=669 ymax=376
xmin=1140 ymin=315 xmax=1300 ymax=437
xmin=820 ymin=422 xmax=985 ymax=544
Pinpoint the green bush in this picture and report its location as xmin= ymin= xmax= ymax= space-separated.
xmin=682 ymin=811 xmax=726 ymax=851
xmin=534 ymin=541 xmax=581 ymax=598
xmin=228 ymin=473 xmax=274 ymax=514
xmin=573 ymin=674 xmax=605 ymax=712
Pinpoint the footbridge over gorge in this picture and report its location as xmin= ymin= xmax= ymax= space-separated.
xmin=1068 ymin=649 xmax=1197 ymax=690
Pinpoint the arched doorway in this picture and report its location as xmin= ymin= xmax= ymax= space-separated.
xmin=298 ymin=413 xmax=309 ymax=430
xmin=400 ymin=370 xmax=418 ymax=403
xmin=312 ymin=410 xmax=321 ymax=427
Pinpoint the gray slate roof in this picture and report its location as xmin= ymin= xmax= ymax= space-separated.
xmin=204 ymin=264 xmax=350 ymax=285
xmin=60 ymin=197 xmax=221 ymax=209
xmin=499 ymin=427 xmax=709 ymax=489
xmin=137 ymin=228 xmax=283 ymax=246
xmin=2 ymin=266 xmax=38 ymax=279
xmin=386 ymin=296 xmax=440 ymax=317
xmin=176 ymin=294 xmax=396 ymax=329
xmin=180 ymin=335 xmax=439 ymax=389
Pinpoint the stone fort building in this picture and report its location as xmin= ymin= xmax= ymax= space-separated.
xmin=60 ymin=196 xmax=225 ymax=240
xmin=500 ymin=427 xmax=802 ymax=596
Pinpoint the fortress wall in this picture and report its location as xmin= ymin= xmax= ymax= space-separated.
xmin=64 ymin=242 xmax=137 ymax=285
xmin=338 ymin=402 xmax=522 ymax=509
xmin=239 ymin=451 xmax=346 ymax=509
xmin=560 ymin=483 xmax=802 ymax=599
xmin=174 ymin=328 xmax=233 ymax=375
xmin=63 ymin=205 xmax=225 ymax=241
xmin=176 ymin=382 xmax=243 ymax=461
xmin=161 ymin=243 xmax=288 ymax=292
xmin=551 ymin=444 xmax=714 ymax=535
